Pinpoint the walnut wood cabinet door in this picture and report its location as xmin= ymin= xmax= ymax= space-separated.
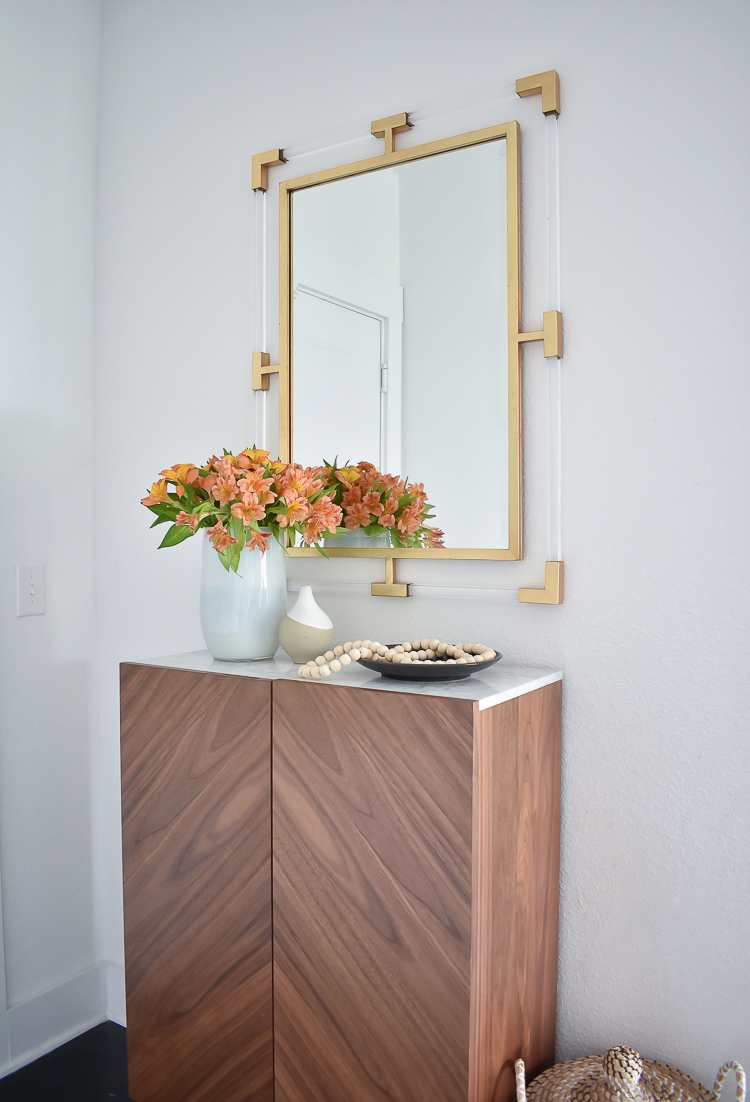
xmin=272 ymin=679 xmax=561 ymax=1102
xmin=120 ymin=665 xmax=274 ymax=1102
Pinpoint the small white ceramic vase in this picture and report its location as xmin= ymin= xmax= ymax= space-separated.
xmin=200 ymin=531 xmax=287 ymax=661
xmin=278 ymin=585 xmax=333 ymax=663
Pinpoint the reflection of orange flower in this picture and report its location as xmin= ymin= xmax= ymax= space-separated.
xmin=335 ymin=466 xmax=360 ymax=488
xmin=344 ymin=502 xmax=370 ymax=529
xmin=141 ymin=479 xmax=171 ymax=506
xmin=363 ymin=492 xmax=384 ymax=517
xmin=305 ymin=497 xmax=342 ymax=540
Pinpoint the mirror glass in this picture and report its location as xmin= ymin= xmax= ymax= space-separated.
xmin=291 ymin=138 xmax=509 ymax=549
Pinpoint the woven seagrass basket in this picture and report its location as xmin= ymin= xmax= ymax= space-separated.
xmin=516 ymin=1047 xmax=746 ymax=1102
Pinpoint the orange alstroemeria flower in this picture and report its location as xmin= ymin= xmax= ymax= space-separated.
xmin=247 ymin=529 xmax=270 ymax=553
xmin=141 ymin=479 xmax=171 ymax=506
xmin=278 ymin=491 xmax=311 ymax=527
xmin=231 ymin=493 xmax=265 ymax=525
xmin=238 ymin=448 xmax=270 ymax=469
xmin=207 ymin=522 xmax=237 ymax=553
xmin=379 ymin=513 xmax=395 ymax=528
xmin=212 ymin=476 xmax=239 ymax=504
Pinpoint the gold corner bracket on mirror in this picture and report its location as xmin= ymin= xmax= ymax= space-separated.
xmin=516 ymin=70 xmax=561 ymax=115
xmin=252 ymin=148 xmax=286 ymax=192
xmin=371 ymin=557 xmax=409 ymax=598
xmin=518 ymin=561 xmax=564 ymax=604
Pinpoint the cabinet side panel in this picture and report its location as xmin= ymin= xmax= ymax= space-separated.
xmin=469 ymin=681 xmax=561 ymax=1102
xmin=273 ymin=680 xmax=475 ymax=1102
xmin=120 ymin=665 xmax=273 ymax=1102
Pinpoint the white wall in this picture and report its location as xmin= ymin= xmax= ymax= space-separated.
xmin=0 ymin=0 xmax=735 ymax=1084
xmin=0 ymin=0 xmax=105 ymax=1073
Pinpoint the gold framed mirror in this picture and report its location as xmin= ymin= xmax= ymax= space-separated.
xmin=253 ymin=84 xmax=565 ymax=599
xmin=279 ymin=119 xmax=522 ymax=564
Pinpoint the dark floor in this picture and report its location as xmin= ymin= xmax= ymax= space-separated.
xmin=0 ymin=1022 xmax=130 ymax=1101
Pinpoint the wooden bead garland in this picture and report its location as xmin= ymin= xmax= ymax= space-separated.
xmin=297 ymin=638 xmax=497 ymax=678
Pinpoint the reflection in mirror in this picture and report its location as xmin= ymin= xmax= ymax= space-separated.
xmin=291 ymin=138 xmax=508 ymax=549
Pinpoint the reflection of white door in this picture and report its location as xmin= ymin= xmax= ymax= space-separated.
xmin=292 ymin=291 xmax=382 ymax=470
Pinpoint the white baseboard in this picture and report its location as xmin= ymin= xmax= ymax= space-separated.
xmin=0 ymin=966 xmax=108 ymax=1080
xmin=103 ymin=962 xmax=126 ymax=1026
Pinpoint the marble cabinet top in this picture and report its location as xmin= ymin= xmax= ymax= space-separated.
xmin=129 ymin=649 xmax=562 ymax=712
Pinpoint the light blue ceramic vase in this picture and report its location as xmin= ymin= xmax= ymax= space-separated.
xmin=200 ymin=531 xmax=287 ymax=660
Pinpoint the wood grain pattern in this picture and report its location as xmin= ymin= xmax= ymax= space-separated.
xmin=469 ymin=681 xmax=562 ymax=1102
xmin=272 ymin=680 xmax=476 ymax=1102
xmin=120 ymin=665 xmax=273 ymax=1102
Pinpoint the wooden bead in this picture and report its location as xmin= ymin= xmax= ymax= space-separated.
xmin=402 ymin=643 xmax=412 ymax=652
xmin=315 ymin=656 xmax=327 ymax=666
xmin=360 ymin=648 xmax=372 ymax=659
xmin=377 ymin=645 xmax=387 ymax=656
xmin=437 ymin=642 xmax=448 ymax=654
xmin=362 ymin=639 xmax=372 ymax=649
xmin=370 ymin=641 xmax=381 ymax=651
xmin=330 ymin=659 xmax=341 ymax=672
xmin=320 ymin=664 xmax=331 ymax=677
xmin=446 ymin=645 xmax=456 ymax=657
xmin=353 ymin=640 xmax=362 ymax=649
xmin=426 ymin=649 xmax=435 ymax=660
xmin=299 ymin=666 xmax=311 ymax=677
xmin=456 ymin=657 xmax=468 ymax=664
xmin=350 ymin=649 xmax=361 ymax=661
xmin=429 ymin=638 xmax=439 ymax=650
xmin=334 ymin=645 xmax=344 ymax=656
xmin=417 ymin=650 xmax=427 ymax=660
xmin=411 ymin=639 xmax=421 ymax=649
xmin=446 ymin=659 xmax=457 ymax=664
xmin=310 ymin=666 xmax=321 ymax=678
xmin=343 ymin=642 xmax=352 ymax=652
xmin=394 ymin=645 xmax=404 ymax=653
xmin=340 ymin=654 xmax=352 ymax=666
xmin=324 ymin=650 xmax=335 ymax=662
xmin=483 ymin=649 xmax=496 ymax=659
xmin=420 ymin=638 xmax=430 ymax=650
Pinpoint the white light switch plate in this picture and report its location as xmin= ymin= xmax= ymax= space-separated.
xmin=16 ymin=563 xmax=45 ymax=616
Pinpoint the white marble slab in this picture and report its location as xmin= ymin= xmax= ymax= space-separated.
xmin=131 ymin=649 xmax=562 ymax=711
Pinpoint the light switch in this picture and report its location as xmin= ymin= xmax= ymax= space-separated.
xmin=16 ymin=563 xmax=45 ymax=616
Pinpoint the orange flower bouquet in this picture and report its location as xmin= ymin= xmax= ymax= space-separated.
xmin=142 ymin=450 xmax=443 ymax=573
xmin=321 ymin=461 xmax=444 ymax=549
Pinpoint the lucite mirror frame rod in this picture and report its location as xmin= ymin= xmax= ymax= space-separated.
xmin=278 ymin=121 xmax=523 ymax=562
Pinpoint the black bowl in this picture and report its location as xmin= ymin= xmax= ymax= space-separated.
xmin=358 ymin=646 xmax=502 ymax=682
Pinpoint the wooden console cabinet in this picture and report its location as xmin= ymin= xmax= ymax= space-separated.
xmin=121 ymin=656 xmax=561 ymax=1102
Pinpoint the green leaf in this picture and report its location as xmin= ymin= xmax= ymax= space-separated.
xmin=158 ymin=524 xmax=194 ymax=549
xmin=229 ymin=540 xmax=243 ymax=573
xmin=149 ymin=515 xmax=172 ymax=528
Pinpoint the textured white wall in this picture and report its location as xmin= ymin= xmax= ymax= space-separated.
xmin=95 ymin=0 xmax=750 ymax=1084
xmin=0 ymin=0 xmax=102 ymax=1064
